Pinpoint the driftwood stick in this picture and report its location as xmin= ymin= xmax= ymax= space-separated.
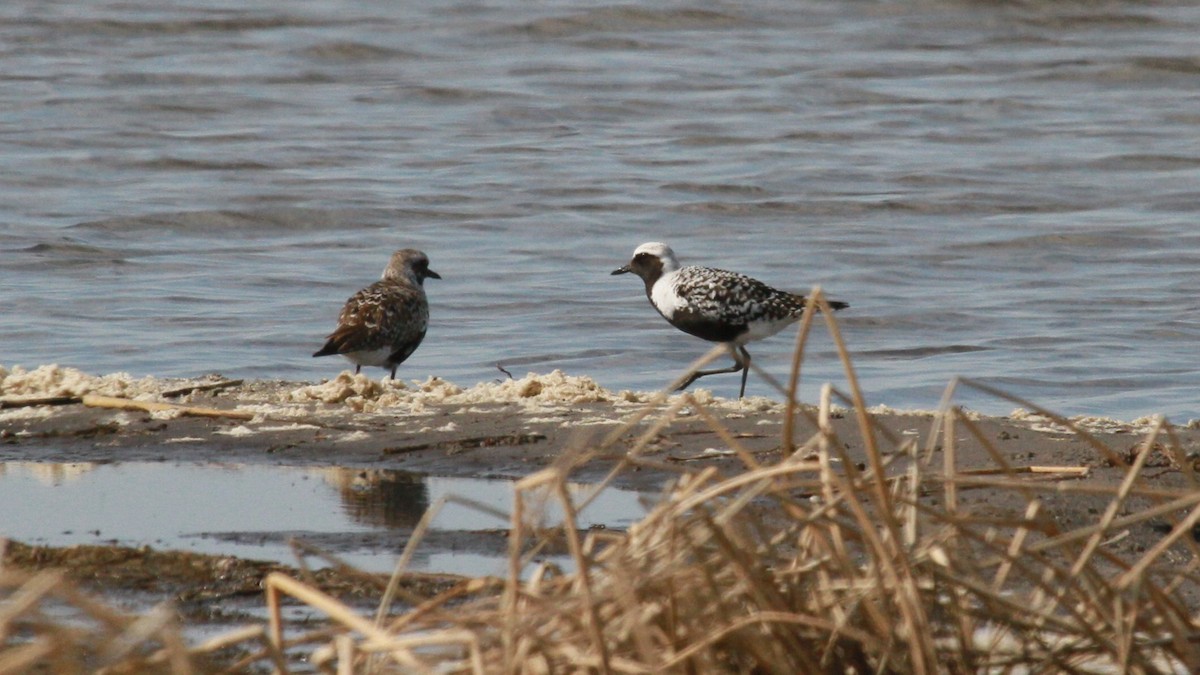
xmin=161 ymin=379 xmax=244 ymax=398
xmin=0 ymin=395 xmax=82 ymax=409
xmin=80 ymin=394 xmax=255 ymax=421
xmin=956 ymin=466 xmax=1089 ymax=478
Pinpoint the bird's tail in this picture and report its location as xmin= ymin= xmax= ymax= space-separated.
xmin=793 ymin=294 xmax=849 ymax=311
xmin=312 ymin=339 xmax=342 ymax=358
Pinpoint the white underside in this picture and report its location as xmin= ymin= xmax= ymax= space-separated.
xmin=341 ymin=347 xmax=392 ymax=368
xmin=738 ymin=316 xmax=799 ymax=343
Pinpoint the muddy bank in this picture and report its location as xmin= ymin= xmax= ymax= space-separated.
xmin=1 ymin=538 xmax=461 ymax=616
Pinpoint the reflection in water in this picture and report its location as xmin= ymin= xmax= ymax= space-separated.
xmin=0 ymin=461 xmax=648 ymax=576
xmin=0 ymin=461 xmax=96 ymax=486
xmin=316 ymin=468 xmax=430 ymax=530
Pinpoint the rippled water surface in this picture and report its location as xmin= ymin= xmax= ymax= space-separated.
xmin=3 ymin=1 xmax=1200 ymax=418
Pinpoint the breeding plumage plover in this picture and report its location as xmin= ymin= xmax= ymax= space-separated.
xmin=313 ymin=249 xmax=440 ymax=379
xmin=612 ymin=242 xmax=848 ymax=398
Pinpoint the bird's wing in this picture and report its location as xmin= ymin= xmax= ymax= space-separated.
xmin=319 ymin=282 xmax=426 ymax=355
xmin=673 ymin=267 xmax=803 ymax=324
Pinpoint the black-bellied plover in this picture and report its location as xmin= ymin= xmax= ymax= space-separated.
xmin=313 ymin=249 xmax=440 ymax=379
xmin=612 ymin=241 xmax=848 ymax=398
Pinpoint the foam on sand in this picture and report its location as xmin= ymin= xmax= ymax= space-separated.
xmin=0 ymin=364 xmax=162 ymax=400
xmin=285 ymin=369 xmax=616 ymax=413
xmin=1008 ymin=408 xmax=1160 ymax=435
xmin=5 ymin=364 xmax=1177 ymax=433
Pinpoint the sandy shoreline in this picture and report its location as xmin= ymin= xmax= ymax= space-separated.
xmin=4 ymin=364 xmax=1199 ymax=544
xmin=1 ymin=364 xmax=1196 ymax=492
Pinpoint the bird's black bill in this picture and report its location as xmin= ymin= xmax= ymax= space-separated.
xmin=425 ymin=269 xmax=442 ymax=280
xmin=610 ymin=265 xmax=631 ymax=275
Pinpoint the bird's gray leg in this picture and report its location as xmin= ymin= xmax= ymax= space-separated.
xmin=389 ymin=365 xmax=397 ymax=380
xmin=675 ymin=344 xmax=745 ymax=392
xmin=737 ymin=346 xmax=751 ymax=399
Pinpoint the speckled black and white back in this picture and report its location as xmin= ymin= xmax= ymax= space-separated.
xmin=618 ymin=242 xmax=845 ymax=346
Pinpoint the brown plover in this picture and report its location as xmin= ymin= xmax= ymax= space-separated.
xmin=313 ymin=249 xmax=440 ymax=379
xmin=612 ymin=241 xmax=847 ymax=398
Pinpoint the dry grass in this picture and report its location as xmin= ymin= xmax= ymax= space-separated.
xmin=5 ymin=289 xmax=1200 ymax=673
xmin=0 ymin=560 xmax=200 ymax=674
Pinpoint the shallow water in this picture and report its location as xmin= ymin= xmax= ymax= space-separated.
xmin=0 ymin=462 xmax=647 ymax=576
xmin=2 ymin=1 xmax=1199 ymax=419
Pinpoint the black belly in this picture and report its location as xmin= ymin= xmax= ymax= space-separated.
xmin=667 ymin=308 xmax=746 ymax=343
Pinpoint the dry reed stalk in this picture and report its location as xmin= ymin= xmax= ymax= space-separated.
xmin=943 ymin=405 xmax=959 ymax=515
xmin=266 ymin=572 xmax=485 ymax=673
xmin=552 ymin=477 xmax=610 ymax=673
xmin=954 ymin=378 xmax=1128 ymax=467
xmin=781 ymin=287 xmax=822 ymax=455
xmin=0 ymin=570 xmax=62 ymax=632
xmin=0 ymin=566 xmax=195 ymax=674
xmin=375 ymin=496 xmax=452 ymax=626
xmin=501 ymin=486 xmax=526 ymax=669
xmin=336 ymin=634 xmax=354 ymax=675
xmin=288 ymin=539 xmax=389 ymax=592
xmin=807 ymin=378 xmax=939 ymax=671
xmin=95 ymin=603 xmax=181 ymax=669
xmin=586 ymin=391 xmax=696 ymax=493
xmin=1120 ymin=500 xmax=1200 ymax=590
xmin=663 ymin=344 xmax=727 ymax=398
xmin=0 ymin=638 xmax=53 ymax=673
xmin=684 ymin=394 xmax=765 ymax=472
xmin=954 ymin=466 xmax=1089 ymax=477
xmin=1069 ymin=416 xmax=1163 ymax=579
xmin=171 ymin=624 xmax=263 ymax=660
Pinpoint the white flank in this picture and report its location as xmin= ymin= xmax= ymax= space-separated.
xmin=341 ymin=347 xmax=393 ymax=368
xmin=740 ymin=316 xmax=799 ymax=343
